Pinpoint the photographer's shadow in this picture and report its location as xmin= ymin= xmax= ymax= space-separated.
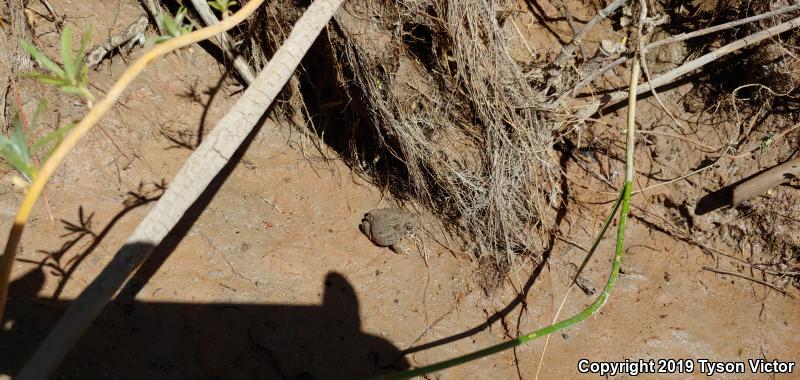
xmin=2 ymin=270 xmax=408 ymax=379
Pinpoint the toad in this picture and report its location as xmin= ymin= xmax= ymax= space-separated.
xmin=359 ymin=208 xmax=417 ymax=254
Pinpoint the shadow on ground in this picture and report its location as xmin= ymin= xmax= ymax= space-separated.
xmin=1 ymin=269 xmax=408 ymax=379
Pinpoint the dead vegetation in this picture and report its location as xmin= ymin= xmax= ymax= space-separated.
xmin=300 ymin=0 xmax=561 ymax=265
xmin=2 ymin=0 xmax=800 ymax=377
xmin=5 ymin=0 xmax=799 ymax=287
xmin=233 ymin=0 xmax=800 ymax=286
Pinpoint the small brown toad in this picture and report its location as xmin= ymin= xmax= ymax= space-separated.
xmin=359 ymin=208 xmax=417 ymax=254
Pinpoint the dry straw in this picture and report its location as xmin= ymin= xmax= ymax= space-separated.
xmin=319 ymin=0 xmax=561 ymax=266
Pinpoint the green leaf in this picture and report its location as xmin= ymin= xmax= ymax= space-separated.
xmin=11 ymin=116 xmax=31 ymax=160
xmin=80 ymin=63 xmax=89 ymax=87
xmin=19 ymin=40 xmax=65 ymax=77
xmin=32 ymin=122 xmax=74 ymax=154
xmin=61 ymin=27 xmax=76 ymax=81
xmin=35 ymin=123 xmax=76 ymax=162
xmin=153 ymin=35 xmax=172 ymax=44
xmin=25 ymin=72 xmax=66 ymax=86
xmin=0 ymin=135 xmax=12 ymax=149
xmin=60 ymin=86 xmax=88 ymax=97
xmin=75 ymin=26 xmax=92 ymax=69
xmin=1 ymin=150 xmax=31 ymax=176
xmin=0 ymin=137 xmax=33 ymax=178
xmin=209 ymin=0 xmax=238 ymax=11
xmin=27 ymin=166 xmax=39 ymax=180
xmin=175 ymin=7 xmax=187 ymax=27
xmin=162 ymin=13 xmax=177 ymax=36
xmin=29 ymin=100 xmax=48 ymax=134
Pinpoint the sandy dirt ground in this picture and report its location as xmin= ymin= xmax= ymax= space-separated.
xmin=1 ymin=0 xmax=798 ymax=379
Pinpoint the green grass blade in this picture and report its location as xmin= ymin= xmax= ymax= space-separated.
xmin=365 ymin=181 xmax=633 ymax=380
xmin=61 ymin=27 xmax=76 ymax=82
xmin=60 ymin=86 xmax=92 ymax=101
xmin=29 ymin=100 xmax=48 ymax=134
xmin=32 ymin=123 xmax=75 ymax=156
xmin=11 ymin=118 xmax=31 ymax=160
xmin=0 ymin=130 xmax=34 ymax=180
xmin=80 ymin=64 xmax=88 ymax=86
xmin=0 ymin=136 xmax=12 ymax=149
xmin=41 ymin=124 xmax=76 ymax=163
xmin=75 ymin=26 xmax=92 ymax=69
xmin=175 ymin=7 xmax=187 ymax=27
xmin=570 ymin=189 xmax=624 ymax=286
xmin=162 ymin=13 xmax=177 ymax=36
xmin=19 ymin=41 xmax=65 ymax=77
xmin=25 ymin=72 xmax=66 ymax=86
xmin=0 ymin=144 xmax=33 ymax=179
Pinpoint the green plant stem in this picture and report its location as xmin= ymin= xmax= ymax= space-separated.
xmin=369 ymin=184 xmax=630 ymax=380
xmin=367 ymin=57 xmax=643 ymax=380
xmin=570 ymin=188 xmax=623 ymax=287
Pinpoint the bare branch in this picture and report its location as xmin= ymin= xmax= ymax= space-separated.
xmin=731 ymin=157 xmax=800 ymax=205
xmin=188 ymin=0 xmax=257 ymax=84
xmin=553 ymin=0 xmax=628 ymax=68
xmin=566 ymin=3 xmax=800 ymax=98
xmin=602 ymin=15 xmax=800 ymax=108
xmin=649 ymin=2 xmax=800 ymax=50
xmin=13 ymin=0 xmax=343 ymax=378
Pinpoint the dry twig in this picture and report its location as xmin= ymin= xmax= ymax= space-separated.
xmin=187 ymin=0 xmax=256 ymax=84
xmin=552 ymin=0 xmax=628 ymax=69
xmin=568 ymin=3 xmax=800 ymax=97
xmin=703 ymin=266 xmax=796 ymax=297
xmin=13 ymin=1 xmax=342 ymax=378
xmin=602 ymin=16 xmax=800 ymax=106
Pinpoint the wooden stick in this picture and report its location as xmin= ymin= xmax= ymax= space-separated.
xmin=648 ymin=2 xmax=800 ymax=50
xmin=188 ymin=0 xmax=256 ymax=84
xmin=703 ymin=266 xmax=795 ymax=297
xmin=731 ymin=157 xmax=800 ymax=205
xmin=552 ymin=0 xmax=628 ymax=68
xmin=566 ymin=3 xmax=800 ymax=98
xmin=13 ymin=0 xmax=343 ymax=378
xmin=601 ymin=15 xmax=800 ymax=107
xmin=138 ymin=0 xmax=167 ymax=35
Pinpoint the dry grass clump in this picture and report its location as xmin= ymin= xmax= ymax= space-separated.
xmin=249 ymin=0 xmax=564 ymax=269
xmin=326 ymin=0 xmax=561 ymax=263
